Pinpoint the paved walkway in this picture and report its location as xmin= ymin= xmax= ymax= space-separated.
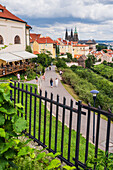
xmin=27 ymin=66 xmax=113 ymax=152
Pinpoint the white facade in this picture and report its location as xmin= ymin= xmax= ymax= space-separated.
xmin=0 ymin=18 xmax=28 ymax=53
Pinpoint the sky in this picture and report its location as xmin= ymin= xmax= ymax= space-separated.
xmin=1 ymin=0 xmax=113 ymax=40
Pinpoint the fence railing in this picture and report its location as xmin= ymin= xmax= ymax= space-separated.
xmin=10 ymin=82 xmax=113 ymax=169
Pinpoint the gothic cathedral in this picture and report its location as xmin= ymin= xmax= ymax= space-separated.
xmin=65 ymin=27 xmax=79 ymax=42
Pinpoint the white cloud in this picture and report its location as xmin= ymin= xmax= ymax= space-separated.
xmin=1 ymin=0 xmax=113 ymax=21
xmin=31 ymin=21 xmax=113 ymax=40
xmin=1 ymin=0 xmax=113 ymax=40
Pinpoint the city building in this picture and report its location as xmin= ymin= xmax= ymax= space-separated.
xmin=31 ymin=35 xmax=56 ymax=58
xmin=73 ymin=44 xmax=89 ymax=59
xmin=0 ymin=4 xmax=37 ymax=66
xmin=78 ymin=39 xmax=97 ymax=51
xmin=77 ymin=55 xmax=87 ymax=68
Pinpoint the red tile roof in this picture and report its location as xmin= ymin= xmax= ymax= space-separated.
xmin=0 ymin=4 xmax=31 ymax=28
xmin=0 ymin=4 xmax=26 ymax=23
xmin=73 ymin=44 xmax=88 ymax=47
xmin=30 ymin=33 xmax=41 ymax=43
xmin=33 ymin=51 xmax=40 ymax=55
xmin=26 ymin=24 xmax=32 ymax=28
xmin=36 ymin=37 xmax=54 ymax=44
xmin=74 ymin=54 xmax=82 ymax=59
xmin=57 ymin=38 xmax=62 ymax=41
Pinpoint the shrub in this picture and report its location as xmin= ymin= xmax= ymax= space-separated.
xmin=56 ymin=59 xmax=67 ymax=68
xmin=62 ymin=68 xmax=113 ymax=111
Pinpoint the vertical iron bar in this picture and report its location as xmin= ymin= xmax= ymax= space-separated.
xmin=68 ymin=99 xmax=73 ymax=162
xmin=55 ymin=95 xmax=59 ymax=153
xmin=61 ymin=97 xmax=66 ymax=158
xmin=43 ymin=91 xmax=47 ymax=145
xmin=33 ymin=88 xmax=37 ymax=138
xmin=94 ymin=108 xmax=100 ymax=170
xmin=29 ymin=86 xmax=32 ymax=135
xmin=104 ymin=117 xmax=111 ymax=170
xmin=85 ymin=104 xmax=91 ymax=163
xmin=17 ymin=83 xmax=20 ymax=116
xmin=106 ymin=117 xmax=111 ymax=156
xmin=21 ymin=83 xmax=24 ymax=117
xmin=14 ymin=81 xmax=16 ymax=107
xmin=93 ymin=98 xmax=96 ymax=143
xmin=38 ymin=89 xmax=42 ymax=141
xmin=10 ymin=82 xmax=12 ymax=101
xmin=75 ymin=100 xmax=82 ymax=168
xmin=25 ymin=84 xmax=28 ymax=121
xmin=10 ymin=82 xmax=13 ymax=121
xmin=49 ymin=93 xmax=53 ymax=149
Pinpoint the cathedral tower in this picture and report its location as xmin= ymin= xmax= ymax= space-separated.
xmin=65 ymin=28 xmax=68 ymax=40
xmin=71 ymin=28 xmax=73 ymax=40
xmin=74 ymin=27 xmax=78 ymax=41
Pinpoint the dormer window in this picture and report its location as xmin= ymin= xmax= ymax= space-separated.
xmin=0 ymin=9 xmax=3 ymax=12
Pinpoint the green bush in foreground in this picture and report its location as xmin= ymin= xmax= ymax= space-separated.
xmin=0 ymin=83 xmax=76 ymax=170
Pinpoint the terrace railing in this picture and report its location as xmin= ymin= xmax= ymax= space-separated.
xmin=0 ymin=64 xmax=27 ymax=77
xmin=10 ymin=82 xmax=113 ymax=169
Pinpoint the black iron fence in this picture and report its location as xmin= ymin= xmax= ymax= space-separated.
xmin=10 ymin=82 xmax=113 ymax=169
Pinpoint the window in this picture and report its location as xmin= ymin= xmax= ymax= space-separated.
xmin=14 ymin=35 xmax=20 ymax=44
xmin=0 ymin=35 xmax=3 ymax=44
xmin=0 ymin=9 xmax=3 ymax=12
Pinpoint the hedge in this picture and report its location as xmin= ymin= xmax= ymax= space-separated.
xmin=62 ymin=69 xmax=113 ymax=111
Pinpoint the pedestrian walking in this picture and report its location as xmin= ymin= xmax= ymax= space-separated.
xmin=50 ymin=78 xmax=53 ymax=88
xmin=42 ymin=73 xmax=45 ymax=80
xmin=38 ymin=77 xmax=42 ymax=92
xmin=24 ymin=74 xmax=27 ymax=82
xmin=55 ymin=78 xmax=58 ymax=87
xmin=17 ymin=73 xmax=20 ymax=82
xmin=35 ymin=75 xmax=38 ymax=83
xmin=49 ymin=66 xmax=51 ymax=70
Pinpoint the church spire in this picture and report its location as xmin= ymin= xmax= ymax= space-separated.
xmin=65 ymin=28 xmax=68 ymax=40
xmin=71 ymin=28 xmax=73 ymax=38
xmin=74 ymin=26 xmax=77 ymax=34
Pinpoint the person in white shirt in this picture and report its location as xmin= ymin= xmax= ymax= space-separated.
xmin=55 ymin=78 xmax=58 ymax=87
xmin=17 ymin=73 xmax=20 ymax=82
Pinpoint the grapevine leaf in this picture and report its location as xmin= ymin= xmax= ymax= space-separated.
xmin=4 ymin=149 xmax=16 ymax=159
xmin=0 ymin=128 xmax=6 ymax=137
xmin=13 ymin=118 xmax=27 ymax=133
xmin=3 ymin=93 xmax=10 ymax=101
xmin=15 ymin=103 xmax=24 ymax=109
xmin=0 ymin=107 xmax=7 ymax=114
xmin=18 ymin=146 xmax=31 ymax=157
xmin=46 ymin=159 xmax=61 ymax=169
xmin=0 ymin=114 xmax=5 ymax=126
xmin=35 ymin=152 xmax=46 ymax=161
xmin=0 ymin=158 xmax=8 ymax=170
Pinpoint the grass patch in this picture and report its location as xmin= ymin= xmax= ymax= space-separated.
xmin=61 ymin=79 xmax=110 ymax=122
xmin=61 ymin=80 xmax=86 ymax=104
xmin=0 ymin=72 xmax=36 ymax=81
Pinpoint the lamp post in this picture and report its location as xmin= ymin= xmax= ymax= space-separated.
xmin=90 ymin=90 xmax=99 ymax=143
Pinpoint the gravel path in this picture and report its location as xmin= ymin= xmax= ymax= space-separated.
xmin=27 ymin=66 xmax=113 ymax=152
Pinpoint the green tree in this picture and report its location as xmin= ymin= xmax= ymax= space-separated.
xmin=56 ymin=45 xmax=60 ymax=55
xmin=66 ymin=53 xmax=72 ymax=60
xmin=96 ymin=44 xmax=107 ymax=51
xmin=56 ymin=58 xmax=67 ymax=68
xmin=85 ymin=55 xmax=96 ymax=68
xmin=103 ymin=49 xmax=107 ymax=53
xmin=37 ymin=53 xmax=52 ymax=67
xmin=26 ymin=45 xmax=32 ymax=53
